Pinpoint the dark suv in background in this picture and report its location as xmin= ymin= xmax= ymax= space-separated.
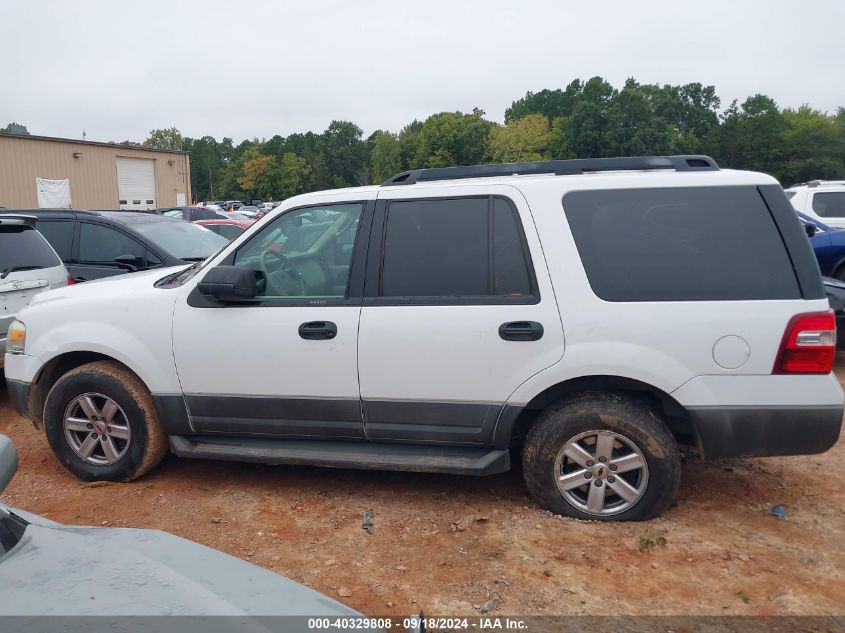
xmin=0 ymin=210 xmax=228 ymax=282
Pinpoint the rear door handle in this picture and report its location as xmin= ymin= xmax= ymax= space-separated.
xmin=298 ymin=321 xmax=338 ymax=340
xmin=499 ymin=321 xmax=544 ymax=341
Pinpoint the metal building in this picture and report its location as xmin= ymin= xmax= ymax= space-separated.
xmin=0 ymin=133 xmax=191 ymax=210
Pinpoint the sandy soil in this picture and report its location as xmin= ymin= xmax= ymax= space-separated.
xmin=1 ymin=365 xmax=844 ymax=618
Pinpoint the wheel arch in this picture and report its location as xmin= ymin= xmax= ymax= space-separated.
xmin=27 ymin=352 xmax=148 ymax=429
xmin=497 ymin=374 xmax=697 ymax=451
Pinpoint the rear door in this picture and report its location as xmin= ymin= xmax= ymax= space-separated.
xmin=74 ymin=221 xmax=148 ymax=280
xmin=357 ymin=184 xmax=564 ymax=446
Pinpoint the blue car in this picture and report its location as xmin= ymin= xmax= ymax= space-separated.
xmin=799 ymin=212 xmax=845 ymax=280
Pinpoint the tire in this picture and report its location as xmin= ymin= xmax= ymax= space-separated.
xmin=522 ymin=392 xmax=681 ymax=521
xmin=43 ymin=361 xmax=169 ymax=482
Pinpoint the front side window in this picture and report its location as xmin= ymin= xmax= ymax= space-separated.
xmin=233 ymin=203 xmax=363 ymax=299
xmin=812 ymin=192 xmax=845 ymax=218
xmin=78 ymin=223 xmax=145 ymax=265
xmin=380 ymin=197 xmax=534 ymax=299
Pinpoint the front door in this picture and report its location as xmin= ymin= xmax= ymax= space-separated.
xmin=357 ymin=186 xmax=564 ymax=446
xmin=172 ymin=199 xmax=371 ymax=439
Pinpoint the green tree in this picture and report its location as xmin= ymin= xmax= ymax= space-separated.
xmin=414 ymin=109 xmax=493 ymax=168
xmin=238 ymin=154 xmax=278 ymax=200
xmin=505 ymin=80 xmax=583 ymax=123
xmin=370 ymin=130 xmax=402 ymax=183
xmin=1 ymin=122 xmax=29 ymax=134
xmin=278 ymin=153 xmax=311 ymax=198
xmin=488 ymin=114 xmax=550 ymax=163
xmin=144 ymin=127 xmax=184 ymax=151
xmin=603 ymin=87 xmax=671 ymax=156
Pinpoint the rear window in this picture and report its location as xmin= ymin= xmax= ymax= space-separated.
xmin=0 ymin=226 xmax=61 ymax=274
xmin=812 ymin=192 xmax=845 ymax=218
xmin=562 ymin=186 xmax=801 ymax=302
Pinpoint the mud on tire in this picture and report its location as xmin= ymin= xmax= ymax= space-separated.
xmin=43 ymin=361 xmax=169 ymax=482
xmin=522 ymin=392 xmax=681 ymax=521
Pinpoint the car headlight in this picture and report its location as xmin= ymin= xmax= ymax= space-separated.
xmin=6 ymin=320 xmax=26 ymax=354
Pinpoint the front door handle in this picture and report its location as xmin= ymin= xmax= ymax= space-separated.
xmin=299 ymin=321 xmax=338 ymax=340
xmin=499 ymin=321 xmax=544 ymax=341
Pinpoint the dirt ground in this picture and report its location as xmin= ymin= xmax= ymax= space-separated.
xmin=1 ymin=365 xmax=844 ymax=619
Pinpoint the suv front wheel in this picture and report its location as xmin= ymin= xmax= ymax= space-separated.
xmin=522 ymin=393 xmax=681 ymax=521
xmin=43 ymin=361 xmax=169 ymax=482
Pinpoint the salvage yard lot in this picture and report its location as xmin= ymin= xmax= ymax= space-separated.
xmin=2 ymin=367 xmax=844 ymax=617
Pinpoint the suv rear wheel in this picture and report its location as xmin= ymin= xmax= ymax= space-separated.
xmin=522 ymin=392 xmax=681 ymax=521
xmin=43 ymin=361 xmax=169 ymax=481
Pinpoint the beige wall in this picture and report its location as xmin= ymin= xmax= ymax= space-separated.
xmin=0 ymin=134 xmax=191 ymax=209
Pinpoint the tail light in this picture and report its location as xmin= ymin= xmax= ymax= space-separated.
xmin=66 ymin=275 xmax=76 ymax=286
xmin=773 ymin=310 xmax=836 ymax=374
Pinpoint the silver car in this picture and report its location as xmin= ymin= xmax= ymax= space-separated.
xmin=0 ymin=434 xmax=364 ymax=621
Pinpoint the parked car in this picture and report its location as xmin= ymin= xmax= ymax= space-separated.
xmin=798 ymin=212 xmax=845 ymax=280
xmin=194 ymin=218 xmax=255 ymax=241
xmin=236 ymin=205 xmax=260 ymax=218
xmin=0 ymin=434 xmax=364 ymax=618
xmin=786 ymin=180 xmax=845 ymax=229
xmin=225 ymin=200 xmax=244 ymax=213
xmin=0 ymin=216 xmax=71 ymax=367
xmin=157 ymin=206 xmax=225 ymax=222
xmin=4 ymin=156 xmax=843 ymax=522
xmin=0 ymin=210 xmax=228 ymax=282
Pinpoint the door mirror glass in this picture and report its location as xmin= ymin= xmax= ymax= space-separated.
xmin=0 ymin=435 xmax=18 ymax=494
xmin=198 ymin=265 xmax=259 ymax=302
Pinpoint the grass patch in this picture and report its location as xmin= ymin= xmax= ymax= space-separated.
xmin=637 ymin=535 xmax=667 ymax=552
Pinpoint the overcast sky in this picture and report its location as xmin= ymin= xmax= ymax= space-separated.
xmin=2 ymin=0 xmax=843 ymax=144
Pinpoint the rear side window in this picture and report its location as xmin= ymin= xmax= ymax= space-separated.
xmin=563 ymin=186 xmax=801 ymax=302
xmin=812 ymin=192 xmax=845 ymax=218
xmin=37 ymin=220 xmax=74 ymax=261
xmin=0 ymin=227 xmax=61 ymax=272
xmin=380 ymin=197 xmax=534 ymax=299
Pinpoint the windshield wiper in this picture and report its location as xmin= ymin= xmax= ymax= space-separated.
xmin=0 ymin=265 xmax=43 ymax=280
xmin=180 ymin=257 xmax=208 ymax=262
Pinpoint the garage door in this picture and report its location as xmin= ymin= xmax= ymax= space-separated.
xmin=116 ymin=158 xmax=156 ymax=210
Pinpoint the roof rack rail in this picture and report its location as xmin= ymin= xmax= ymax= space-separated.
xmin=382 ymin=155 xmax=720 ymax=186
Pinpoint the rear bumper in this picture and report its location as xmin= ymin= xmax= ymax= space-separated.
xmin=688 ymin=405 xmax=843 ymax=458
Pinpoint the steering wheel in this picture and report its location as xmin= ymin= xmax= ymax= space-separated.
xmin=259 ymin=249 xmax=306 ymax=297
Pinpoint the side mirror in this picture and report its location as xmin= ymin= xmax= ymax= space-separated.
xmin=0 ymin=435 xmax=19 ymax=494
xmin=804 ymin=223 xmax=818 ymax=238
xmin=197 ymin=265 xmax=258 ymax=302
xmin=114 ymin=254 xmax=140 ymax=272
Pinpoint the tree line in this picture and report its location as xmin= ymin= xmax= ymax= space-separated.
xmin=140 ymin=76 xmax=845 ymax=202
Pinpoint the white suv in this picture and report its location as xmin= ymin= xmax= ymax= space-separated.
xmin=5 ymin=156 xmax=843 ymax=521
xmin=1 ymin=216 xmax=71 ymax=368
xmin=785 ymin=180 xmax=845 ymax=228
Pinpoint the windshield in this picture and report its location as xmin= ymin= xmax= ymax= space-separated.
xmin=0 ymin=227 xmax=61 ymax=277
xmin=132 ymin=221 xmax=229 ymax=261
